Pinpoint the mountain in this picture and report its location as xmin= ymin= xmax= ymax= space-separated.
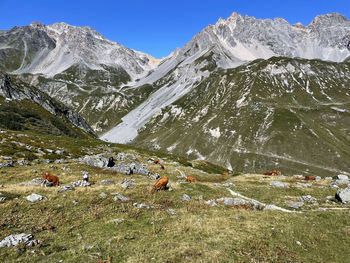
xmin=0 ymin=72 xmax=95 ymax=138
xmin=126 ymin=57 xmax=350 ymax=177
xmin=0 ymin=22 xmax=161 ymax=132
xmin=101 ymin=12 xmax=350 ymax=143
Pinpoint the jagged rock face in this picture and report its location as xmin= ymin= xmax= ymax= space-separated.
xmin=0 ymin=73 xmax=95 ymax=135
xmin=132 ymin=57 xmax=350 ymax=177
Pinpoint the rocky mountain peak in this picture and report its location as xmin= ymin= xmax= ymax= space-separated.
xmin=309 ymin=12 xmax=349 ymax=27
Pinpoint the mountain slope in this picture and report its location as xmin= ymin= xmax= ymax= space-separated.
xmin=102 ymin=12 xmax=350 ymax=142
xmin=0 ymin=73 xmax=95 ymax=138
xmin=131 ymin=57 xmax=350 ymax=177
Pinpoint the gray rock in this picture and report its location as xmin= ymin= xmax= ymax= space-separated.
xmin=222 ymin=182 xmax=235 ymax=187
xmin=99 ymin=192 xmax=107 ymax=198
xmin=335 ymin=187 xmax=350 ymax=204
xmin=17 ymin=160 xmax=30 ymax=166
xmin=72 ymin=200 xmax=78 ymax=205
xmin=120 ymin=179 xmax=136 ymax=189
xmin=0 ymin=161 xmax=14 ymax=167
xmin=216 ymin=197 xmax=249 ymax=206
xmin=337 ymin=174 xmax=349 ymax=180
xmin=80 ymin=155 xmax=108 ymax=168
xmin=70 ymin=180 xmax=90 ymax=187
xmin=107 ymin=218 xmax=125 ymax=224
xmin=330 ymin=179 xmax=349 ymax=188
xmin=167 ymin=209 xmax=177 ymax=215
xmin=100 ymin=180 xmax=115 ymax=185
xmin=116 ymin=153 xmax=137 ymax=161
xmin=0 ymin=233 xmax=34 ymax=247
xmin=26 ymin=193 xmax=47 ymax=202
xmin=204 ymin=200 xmax=219 ymax=207
xmin=287 ymin=202 xmax=304 ymax=209
xmin=111 ymin=162 xmax=151 ymax=176
xmin=181 ymin=194 xmax=191 ymax=201
xmin=133 ymin=203 xmax=154 ymax=209
xmin=300 ymin=195 xmax=317 ymax=203
xmin=55 ymin=159 xmax=68 ymax=164
xmin=325 ymin=177 xmax=333 ymax=180
xmin=315 ymin=176 xmax=322 ymax=182
xmin=56 ymin=150 xmax=65 ymax=155
xmin=112 ymin=193 xmax=131 ymax=202
xmin=296 ymin=182 xmax=312 ymax=188
xmin=270 ymin=181 xmax=288 ymax=188
xmin=58 ymin=185 xmax=74 ymax=192
xmin=20 ymin=177 xmax=42 ymax=186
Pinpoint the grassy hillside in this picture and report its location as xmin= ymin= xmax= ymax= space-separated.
xmin=133 ymin=57 xmax=350 ymax=177
xmin=0 ymin=129 xmax=349 ymax=262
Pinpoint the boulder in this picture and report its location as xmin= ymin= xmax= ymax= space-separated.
xmin=70 ymin=180 xmax=90 ymax=187
xmin=335 ymin=187 xmax=350 ymax=204
xmin=287 ymin=202 xmax=304 ymax=209
xmin=80 ymin=155 xmax=108 ymax=168
xmin=330 ymin=179 xmax=349 ymax=188
xmin=181 ymin=194 xmax=191 ymax=201
xmin=337 ymin=174 xmax=349 ymax=180
xmin=300 ymin=195 xmax=317 ymax=203
xmin=270 ymin=181 xmax=288 ymax=188
xmin=120 ymin=179 xmax=136 ymax=189
xmin=26 ymin=193 xmax=47 ymax=202
xmin=58 ymin=185 xmax=75 ymax=192
xmin=216 ymin=197 xmax=249 ymax=206
xmin=0 ymin=161 xmax=14 ymax=167
xmin=112 ymin=193 xmax=131 ymax=201
xmin=100 ymin=180 xmax=115 ymax=185
xmin=0 ymin=233 xmax=34 ymax=247
xmin=296 ymin=182 xmax=312 ymax=188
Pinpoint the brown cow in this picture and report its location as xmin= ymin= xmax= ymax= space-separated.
xmin=222 ymin=172 xmax=229 ymax=176
xmin=42 ymin=173 xmax=59 ymax=186
xmin=159 ymin=164 xmax=165 ymax=170
xmin=305 ymin=175 xmax=316 ymax=181
xmin=151 ymin=176 xmax=168 ymax=193
xmin=153 ymin=159 xmax=160 ymax=164
xmin=186 ymin=176 xmax=196 ymax=183
xmin=264 ymin=171 xmax=273 ymax=176
xmin=272 ymin=170 xmax=281 ymax=175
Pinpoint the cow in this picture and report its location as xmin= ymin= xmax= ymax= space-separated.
xmin=151 ymin=176 xmax=168 ymax=193
xmin=264 ymin=172 xmax=274 ymax=176
xmin=153 ymin=159 xmax=160 ymax=164
xmin=272 ymin=170 xmax=281 ymax=175
xmin=305 ymin=175 xmax=316 ymax=181
xmin=222 ymin=172 xmax=229 ymax=176
xmin=42 ymin=173 xmax=59 ymax=187
xmin=186 ymin=176 xmax=196 ymax=183
xmin=159 ymin=164 xmax=165 ymax=170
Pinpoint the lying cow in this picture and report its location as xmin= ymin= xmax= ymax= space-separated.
xmin=42 ymin=173 xmax=59 ymax=187
xmin=305 ymin=175 xmax=316 ymax=181
xmin=153 ymin=159 xmax=160 ymax=164
xmin=151 ymin=176 xmax=168 ymax=193
xmin=186 ymin=176 xmax=196 ymax=183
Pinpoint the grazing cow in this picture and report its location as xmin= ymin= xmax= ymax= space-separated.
xmin=151 ymin=176 xmax=168 ymax=193
xmin=272 ymin=170 xmax=281 ymax=175
xmin=159 ymin=164 xmax=165 ymax=170
xmin=153 ymin=159 xmax=160 ymax=164
xmin=186 ymin=176 xmax=196 ymax=183
xmin=107 ymin=157 xmax=115 ymax=168
xmin=42 ymin=173 xmax=59 ymax=187
xmin=305 ymin=175 xmax=316 ymax=181
xmin=222 ymin=172 xmax=229 ymax=176
xmin=264 ymin=172 xmax=273 ymax=176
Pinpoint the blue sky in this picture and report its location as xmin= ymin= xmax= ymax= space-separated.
xmin=1 ymin=0 xmax=349 ymax=58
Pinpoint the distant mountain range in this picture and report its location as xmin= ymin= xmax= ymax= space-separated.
xmin=0 ymin=12 xmax=349 ymax=175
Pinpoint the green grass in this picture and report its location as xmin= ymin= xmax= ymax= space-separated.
xmin=0 ymin=130 xmax=349 ymax=262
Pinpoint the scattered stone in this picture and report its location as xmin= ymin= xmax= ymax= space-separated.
xmin=330 ymin=179 xmax=349 ymax=188
xmin=222 ymin=182 xmax=235 ymax=187
xmin=32 ymin=170 xmax=38 ymax=174
xmin=335 ymin=187 xmax=350 ymax=204
xmin=181 ymin=194 xmax=191 ymax=201
xmin=72 ymin=200 xmax=78 ymax=205
xmin=1 ymin=156 xmax=12 ymax=160
xmin=300 ymin=195 xmax=317 ymax=203
xmin=204 ymin=200 xmax=219 ymax=207
xmin=296 ymin=241 xmax=302 ymax=246
xmin=167 ymin=209 xmax=177 ymax=215
xmin=111 ymin=162 xmax=151 ymax=176
xmin=287 ymin=202 xmax=304 ymax=209
xmin=270 ymin=181 xmax=288 ymax=188
xmin=55 ymin=159 xmax=68 ymax=164
xmin=315 ymin=176 xmax=321 ymax=182
xmin=99 ymin=192 xmax=107 ymax=198
xmin=112 ymin=193 xmax=131 ymax=202
xmin=0 ymin=161 xmax=14 ymax=167
xmin=17 ymin=160 xmax=30 ymax=166
xmin=0 ymin=197 xmax=6 ymax=202
xmin=46 ymin=149 xmax=54 ymax=153
xmin=337 ymin=174 xmax=349 ymax=180
xmin=296 ymin=182 xmax=312 ymax=188
xmin=120 ymin=179 xmax=136 ymax=189
xmin=325 ymin=177 xmax=333 ymax=180
xmin=71 ymin=180 xmax=90 ymax=187
xmin=44 ymin=159 xmax=53 ymax=164
xmin=100 ymin=180 xmax=115 ymax=185
xmin=326 ymin=195 xmax=334 ymax=200
xmin=58 ymin=185 xmax=74 ymax=192
xmin=133 ymin=203 xmax=154 ymax=209
xmin=0 ymin=233 xmax=35 ymax=247
xmin=26 ymin=193 xmax=47 ymax=202
xmin=55 ymin=150 xmax=65 ymax=155
xmin=80 ymin=155 xmax=108 ymax=168
xmin=235 ymin=216 xmax=244 ymax=220
xmin=107 ymin=218 xmax=125 ymax=224
xmin=216 ymin=197 xmax=249 ymax=206
xmin=49 ymin=165 xmax=58 ymax=169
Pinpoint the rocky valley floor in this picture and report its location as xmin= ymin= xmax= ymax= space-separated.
xmin=0 ymin=129 xmax=349 ymax=262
